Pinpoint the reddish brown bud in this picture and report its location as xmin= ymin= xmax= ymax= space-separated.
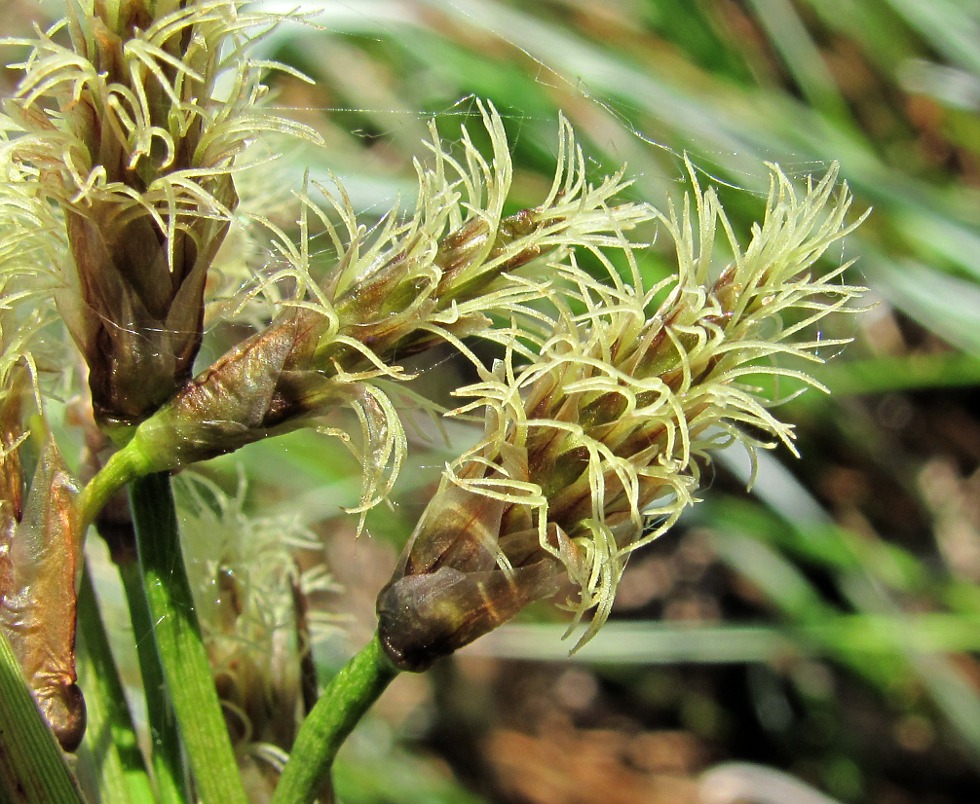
xmin=377 ymin=477 xmax=561 ymax=672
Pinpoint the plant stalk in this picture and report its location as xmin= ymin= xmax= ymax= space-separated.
xmin=272 ymin=633 xmax=400 ymax=803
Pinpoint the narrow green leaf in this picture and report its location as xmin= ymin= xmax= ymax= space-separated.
xmin=130 ymin=473 xmax=248 ymax=804
xmin=117 ymin=558 xmax=187 ymax=804
xmin=75 ymin=566 xmax=156 ymax=804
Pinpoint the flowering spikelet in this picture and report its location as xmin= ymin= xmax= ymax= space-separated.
xmin=110 ymin=103 xmax=650 ymax=527
xmin=377 ymin=163 xmax=868 ymax=668
xmin=175 ymin=471 xmax=335 ymax=784
xmin=1 ymin=0 xmax=320 ymax=429
xmin=0 ymin=158 xmax=66 ymax=399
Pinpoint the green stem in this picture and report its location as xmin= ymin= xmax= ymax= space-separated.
xmin=129 ymin=472 xmax=248 ymax=804
xmin=272 ymin=634 xmax=400 ymax=804
xmin=0 ymin=628 xmax=84 ymax=803
xmin=116 ymin=558 xmax=187 ymax=803
xmin=77 ymin=444 xmax=151 ymax=533
xmin=75 ymin=565 xmax=156 ymax=803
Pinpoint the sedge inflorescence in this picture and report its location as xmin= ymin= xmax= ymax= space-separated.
xmin=1 ymin=0 xmax=321 ymax=428
xmin=378 ymin=161 xmax=867 ymax=668
xmin=112 ymin=100 xmax=652 ymax=532
xmin=0 ymin=0 xmax=868 ymax=765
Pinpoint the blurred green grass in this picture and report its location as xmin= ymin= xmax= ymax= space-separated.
xmin=9 ymin=0 xmax=977 ymax=800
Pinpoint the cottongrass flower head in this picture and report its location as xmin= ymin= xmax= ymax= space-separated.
xmin=377 ymin=162 xmax=868 ymax=669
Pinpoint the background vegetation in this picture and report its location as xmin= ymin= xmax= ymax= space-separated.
xmin=8 ymin=1 xmax=980 ymax=802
